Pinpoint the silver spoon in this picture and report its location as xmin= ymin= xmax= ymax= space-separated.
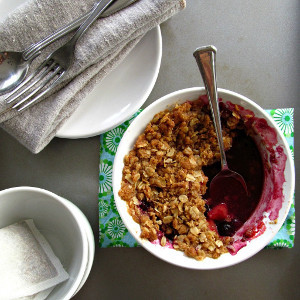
xmin=193 ymin=45 xmax=248 ymax=211
xmin=0 ymin=0 xmax=137 ymax=95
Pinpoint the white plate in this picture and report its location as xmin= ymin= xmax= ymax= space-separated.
xmin=0 ymin=1 xmax=162 ymax=139
xmin=62 ymin=199 xmax=95 ymax=296
xmin=62 ymin=199 xmax=94 ymax=296
xmin=57 ymin=26 xmax=162 ymax=138
xmin=0 ymin=0 xmax=25 ymax=19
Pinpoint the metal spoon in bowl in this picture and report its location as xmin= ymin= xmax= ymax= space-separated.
xmin=193 ymin=45 xmax=248 ymax=213
xmin=0 ymin=0 xmax=137 ymax=95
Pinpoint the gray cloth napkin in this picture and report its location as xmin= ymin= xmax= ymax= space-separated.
xmin=0 ymin=0 xmax=185 ymax=153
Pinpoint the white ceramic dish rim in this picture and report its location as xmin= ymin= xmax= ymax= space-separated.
xmin=0 ymin=186 xmax=89 ymax=299
xmin=113 ymin=87 xmax=295 ymax=270
xmin=56 ymin=25 xmax=162 ymax=138
xmin=62 ymin=198 xmax=95 ymax=296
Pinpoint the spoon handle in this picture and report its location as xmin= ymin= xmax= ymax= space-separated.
xmin=23 ymin=0 xmax=136 ymax=61
xmin=22 ymin=11 xmax=91 ymax=61
xmin=68 ymin=0 xmax=115 ymax=46
xmin=193 ymin=45 xmax=228 ymax=169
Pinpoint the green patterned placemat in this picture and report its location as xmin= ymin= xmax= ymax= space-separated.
xmin=99 ymin=108 xmax=295 ymax=248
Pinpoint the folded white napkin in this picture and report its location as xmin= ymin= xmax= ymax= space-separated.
xmin=0 ymin=220 xmax=68 ymax=300
xmin=0 ymin=0 xmax=185 ymax=153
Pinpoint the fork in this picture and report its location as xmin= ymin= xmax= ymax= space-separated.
xmin=5 ymin=0 xmax=116 ymax=113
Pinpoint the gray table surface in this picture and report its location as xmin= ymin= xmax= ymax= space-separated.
xmin=0 ymin=1 xmax=299 ymax=299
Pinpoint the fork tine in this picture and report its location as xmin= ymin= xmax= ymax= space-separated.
xmin=7 ymin=61 xmax=57 ymax=104
xmin=16 ymin=68 xmax=65 ymax=112
xmin=13 ymin=65 xmax=64 ymax=110
xmin=5 ymin=60 xmax=53 ymax=103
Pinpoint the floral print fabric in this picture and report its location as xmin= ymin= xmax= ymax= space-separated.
xmin=99 ymin=108 xmax=295 ymax=248
xmin=99 ymin=112 xmax=141 ymax=247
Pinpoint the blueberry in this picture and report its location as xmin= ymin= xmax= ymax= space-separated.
xmin=217 ymin=222 xmax=235 ymax=237
xmin=139 ymin=199 xmax=152 ymax=212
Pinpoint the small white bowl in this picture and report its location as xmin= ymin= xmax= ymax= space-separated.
xmin=0 ymin=187 xmax=89 ymax=299
xmin=113 ymin=87 xmax=295 ymax=269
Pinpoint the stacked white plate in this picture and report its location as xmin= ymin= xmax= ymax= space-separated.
xmin=63 ymin=198 xmax=95 ymax=297
xmin=0 ymin=187 xmax=95 ymax=300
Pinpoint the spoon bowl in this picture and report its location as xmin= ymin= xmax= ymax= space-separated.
xmin=210 ymin=167 xmax=248 ymax=203
xmin=0 ymin=51 xmax=30 ymax=94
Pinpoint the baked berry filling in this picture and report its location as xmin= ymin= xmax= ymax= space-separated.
xmin=203 ymin=130 xmax=264 ymax=237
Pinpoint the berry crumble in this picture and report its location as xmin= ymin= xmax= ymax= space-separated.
xmin=118 ymin=96 xmax=264 ymax=260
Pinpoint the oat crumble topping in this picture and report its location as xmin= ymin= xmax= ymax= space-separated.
xmin=118 ymin=98 xmax=243 ymax=260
